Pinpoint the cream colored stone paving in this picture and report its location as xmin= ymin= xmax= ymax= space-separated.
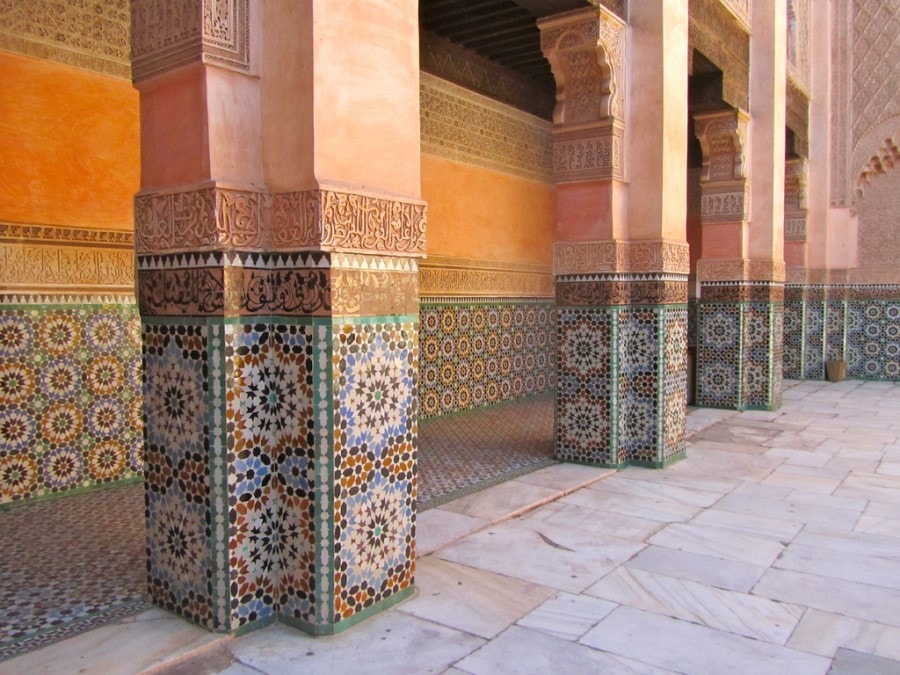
xmin=4 ymin=380 xmax=900 ymax=675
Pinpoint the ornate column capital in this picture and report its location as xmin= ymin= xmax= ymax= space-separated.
xmin=784 ymin=157 xmax=808 ymax=242
xmin=131 ymin=0 xmax=251 ymax=82
xmin=693 ymin=108 xmax=751 ymax=224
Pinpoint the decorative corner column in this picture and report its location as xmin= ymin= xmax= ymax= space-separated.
xmin=133 ymin=0 xmax=424 ymax=637
xmin=542 ymin=2 xmax=689 ymax=468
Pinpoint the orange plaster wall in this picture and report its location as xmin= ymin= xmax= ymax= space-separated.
xmin=421 ymin=154 xmax=555 ymax=265
xmin=0 ymin=52 xmax=140 ymax=230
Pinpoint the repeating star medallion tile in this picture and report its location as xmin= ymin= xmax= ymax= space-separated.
xmin=0 ymin=305 xmax=142 ymax=504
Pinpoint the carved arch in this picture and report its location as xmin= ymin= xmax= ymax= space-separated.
xmin=856 ymin=134 xmax=900 ymax=198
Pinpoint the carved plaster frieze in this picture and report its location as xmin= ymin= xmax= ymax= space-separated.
xmin=699 ymin=185 xmax=749 ymax=223
xmin=553 ymin=241 xmax=690 ymax=276
xmin=0 ymin=243 xmax=134 ymax=291
xmin=784 ymin=219 xmax=807 ymax=242
xmin=420 ymin=73 xmax=553 ymax=182
xmin=720 ymin=0 xmax=751 ymax=32
xmin=131 ymin=0 xmax=250 ymax=82
xmin=552 ymin=121 xmax=623 ymax=182
xmin=135 ymin=186 xmax=427 ymax=256
xmin=784 ymin=157 xmax=808 ymax=242
xmin=331 ymin=268 xmax=419 ymax=317
xmin=556 ymin=276 xmax=689 ymax=306
xmin=696 ymin=258 xmax=787 ymax=283
xmin=419 ymin=256 xmax=553 ymax=298
xmin=0 ymin=0 xmax=131 ymax=79
xmin=0 ymin=222 xmax=133 ymax=248
xmin=538 ymin=6 xmax=626 ymax=125
xmin=786 ymin=0 xmax=811 ymax=92
xmin=689 ymin=0 xmax=750 ymax=111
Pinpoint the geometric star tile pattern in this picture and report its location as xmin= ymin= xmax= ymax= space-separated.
xmin=0 ymin=303 xmax=143 ymax=505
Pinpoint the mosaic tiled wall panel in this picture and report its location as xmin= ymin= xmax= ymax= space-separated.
xmin=782 ymin=293 xmax=898 ymax=382
xmin=142 ymin=321 xmax=221 ymax=630
xmin=697 ymin=304 xmax=743 ymax=408
xmin=697 ymin=302 xmax=782 ymax=410
xmin=419 ymin=301 xmax=556 ymax=418
xmin=556 ymin=308 xmax=614 ymax=465
xmin=802 ymin=301 xmax=826 ymax=380
xmin=826 ymin=301 xmax=846 ymax=361
xmin=557 ymin=305 xmax=687 ymax=468
xmin=0 ymin=302 xmax=142 ymax=505
xmin=142 ymin=315 xmax=417 ymax=635
xmin=331 ymin=320 xmax=417 ymax=625
xmin=783 ymin=301 xmax=804 ymax=379
xmin=743 ymin=304 xmax=783 ymax=409
xmin=846 ymin=301 xmax=900 ymax=379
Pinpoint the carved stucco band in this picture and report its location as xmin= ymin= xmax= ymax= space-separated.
xmin=784 ymin=157 xmax=808 ymax=241
xmin=0 ymin=0 xmax=131 ymax=79
xmin=420 ymin=73 xmax=553 ymax=183
xmin=135 ymin=186 xmax=427 ymax=256
xmin=553 ymin=122 xmax=623 ymax=182
xmin=554 ymin=241 xmax=690 ymax=276
xmin=1 ymin=243 xmax=135 ymax=290
xmin=131 ymin=0 xmax=250 ymax=82
xmin=420 ymin=256 xmax=553 ymax=298
xmin=696 ymin=258 xmax=787 ymax=283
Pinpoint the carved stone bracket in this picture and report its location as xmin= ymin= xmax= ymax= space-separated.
xmin=539 ymin=7 xmax=625 ymax=124
xmin=135 ymin=185 xmax=427 ymax=256
xmin=539 ymin=6 xmax=626 ymax=185
xmin=694 ymin=108 xmax=751 ymax=224
xmin=131 ymin=0 xmax=251 ymax=82
xmin=554 ymin=240 xmax=690 ymax=276
xmin=784 ymin=158 xmax=808 ymax=242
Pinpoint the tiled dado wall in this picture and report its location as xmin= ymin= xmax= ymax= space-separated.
xmin=418 ymin=257 xmax=556 ymax=419
xmin=784 ymin=285 xmax=900 ymax=380
xmin=0 ymin=225 xmax=140 ymax=505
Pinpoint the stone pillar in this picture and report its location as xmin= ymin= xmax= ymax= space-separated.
xmin=695 ymin=0 xmax=786 ymax=410
xmin=133 ymin=0 xmax=423 ymax=636
xmin=541 ymin=2 xmax=690 ymax=468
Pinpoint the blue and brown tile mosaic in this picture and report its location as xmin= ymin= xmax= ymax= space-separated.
xmin=419 ymin=300 xmax=555 ymax=418
xmin=0 ymin=301 xmax=142 ymax=505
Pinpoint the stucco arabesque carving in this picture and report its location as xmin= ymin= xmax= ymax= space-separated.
xmin=539 ymin=7 xmax=626 ymax=184
xmin=855 ymin=132 xmax=900 ymax=199
xmin=694 ymin=109 xmax=751 ymax=223
xmin=131 ymin=0 xmax=250 ymax=82
xmin=697 ymin=258 xmax=786 ymax=284
xmin=553 ymin=241 xmax=690 ymax=276
xmin=135 ymin=186 xmax=427 ymax=257
xmin=784 ymin=157 xmax=808 ymax=242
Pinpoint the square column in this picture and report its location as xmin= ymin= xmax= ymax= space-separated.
xmin=132 ymin=0 xmax=424 ymax=636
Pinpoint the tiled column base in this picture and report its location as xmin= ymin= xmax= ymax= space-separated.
xmin=555 ymin=276 xmax=688 ymax=468
xmin=139 ymin=252 xmax=418 ymax=636
xmin=697 ymin=283 xmax=783 ymax=410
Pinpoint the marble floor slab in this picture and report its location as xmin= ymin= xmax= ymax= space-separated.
xmin=560 ymin=486 xmax=703 ymax=523
xmin=438 ymin=480 xmax=562 ymax=522
xmin=648 ymin=522 xmax=785 ymax=567
xmin=415 ymin=509 xmax=488 ymax=556
xmin=834 ymin=472 xmax=900 ymax=504
xmin=752 ymin=569 xmax=900 ymax=628
xmin=516 ymin=591 xmax=618 ymax=642
xmin=397 ymin=558 xmax=555 ymax=639
xmin=456 ymin=624 xmax=674 ymax=675
xmin=787 ymin=608 xmax=900 ymax=660
xmin=580 ymin=606 xmax=830 ymax=675
xmin=594 ymin=475 xmax=726 ymax=508
xmin=625 ymin=545 xmax=767 ymax=593
xmin=516 ymin=501 xmax=666 ymax=542
xmin=435 ymin=520 xmax=647 ymax=593
xmin=225 ymin=613 xmax=484 ymax=675
xmin=584 ymin=566 xmax=804 ymax=643
xmin=713 ymin=492 xmax=862 ymax=529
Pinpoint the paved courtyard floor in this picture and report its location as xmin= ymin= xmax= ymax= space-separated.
xmin=4 ymin=379 xmax=900 ymax=674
